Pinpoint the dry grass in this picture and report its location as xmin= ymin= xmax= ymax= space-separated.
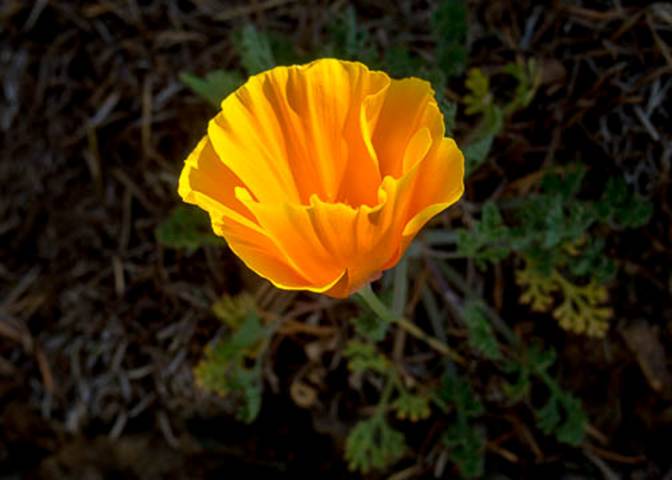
xmin=1 ymin=0 xmax=671 ymax=477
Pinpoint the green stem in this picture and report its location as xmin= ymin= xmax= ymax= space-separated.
xmin=378 ymin=370 xmax=397 ymax=411
xmin=356 ymin=284 xmax=465 ymax=365
xmin=368 ymin=371 xmax=399 ymax=424
xmin=357 ymin=284 xmax=397 ymax=323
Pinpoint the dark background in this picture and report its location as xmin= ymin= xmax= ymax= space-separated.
xmin=1 ymin=1 xmax=671 ymax=478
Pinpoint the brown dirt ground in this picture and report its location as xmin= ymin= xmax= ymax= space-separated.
xmin=1 ymin=1 xmax=671 ymax=479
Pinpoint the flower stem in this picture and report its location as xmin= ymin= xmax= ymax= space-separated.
xmin=356 ymin=284 xmax=465 ymax=364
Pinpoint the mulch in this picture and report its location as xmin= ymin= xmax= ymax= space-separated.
xmin=1 ymin=1 xmax=671 ymax=478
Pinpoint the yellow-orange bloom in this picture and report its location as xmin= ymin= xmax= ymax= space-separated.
xmin=178 ymin=58 xmax=464 ymax=298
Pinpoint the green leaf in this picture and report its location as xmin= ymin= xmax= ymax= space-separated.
xmin=461 ymin=67 xmax=507 ymax=175
xmin=542 ymin=195 xmax=564 ymax=248
xmin=536 ymin=395 xmax=562 ymax=434
xmin=440 ymin=372 xmax=483 ymax=418
xmin=464 ymin=68 xmax=491 ymax=116
xmin=233 ymin=24 xmax=275 ymax=75
xmin=393 ymin=391 xmax=431 ymax=422
xmin=527 ymin=344 xmax=557 ymax=373
xmin=568 ymin=238 xmax=615 ymax=282
xmin=456 ymin=201 xmax=512 ymax=268
xmin=351 ymin=292 xmax=392 ymax=342
xmin=596 ymin=177 xmax=653 ymax=228
xmin=351 ymin=312 xmax=390 ymax=342
xmin=345 ymin=415 xmax=406 ymax=473
xmin=439 ymin=372 xmax=485 ymax=478
xmin=212 ymin=292 xmax=257 ymax=329
xmin=502 ymin=59 xmax=539 ymax=114
xmin=463 ymin=106 xmax=503 ymax=176
xmin=432 ymin=0 xmax=468 ymax=78
xmin=267 ymin=31 xmax=303 ymax=66
xmin=516 ymin=262 xmax=557 ymax=312
xmin=540 ymin=166 xmax=586 ymax=199
xmin=194 ymin=306 xmax=270 ymax=423
xmin=463 ymin=135 xmax=493 ymax=176
xmin=226 ymin=367 xmax=263 ymax=423
xmin=226 ymin=311 xmax=268 ymax=354
xmin=179 ymin=70 xmax=243 ymax=107
xmin=343 ymin=341 xmax=390 ymax=374
xmin=463 ymin=301 xmax=501 ymax=360
xmin=384 ymin=45 xmax=422 ymax=77
xmin=324 ymin=5 xmax=377 ymax=64
xmin=442 ymin=423 xmax=485 ymax=478
xmin=481 ymin=201 xmax=504 ymax=232
xmin=509 ymin=343 xmax=588 ymax=445
xmin=502 ymin=360 xmax=531 ymax=401
xmin=503 ymin=344 xmax=556 ymax=401
xmin=554 ymin=392 xmax=588 ymax=446
xmin=382 ymin=46 xmax=447 ymax=101
xmin=197 ymin=311 xmax=267 ymax=371
xmin=338 ymin=6 xmax=362 ymax=58
xmin=156 ymin=205 xmax=222 ymax=252
xmin=535 ymin=388 xmax=587 ymax=446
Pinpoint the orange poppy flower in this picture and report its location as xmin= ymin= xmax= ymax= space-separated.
xmin=178 ymin=58 xmax=464 ymax=298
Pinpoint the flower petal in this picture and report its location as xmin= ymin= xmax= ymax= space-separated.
xmin=371 ymin=77 xmax=444 ymax=179
xmin=402 ymin=127 xmax=433 ymax=173
xmin=177 ymin=59 xmax=465 ymax=298
xmin=178 ymin=136 xmax=258 ymax=230
xmin=235 ymin=187 xmax=346 ymax=288
xmin=208 ymin=79 xmax=302 ymax=204
xmin=306 ymin=173 xmax=420 ymax=296
xmin=209 ymin=59 xmax=389 ymax=206
xmin=178 ymin=137 xmax=339 ymax=292
xmin=282 ymin=59 xmax=389 ymax=204
xmin=305 ymin=188 xmax=394 ymax=296
xmin=401 ymin=137 xmax=465 ymax=241
xmin=219 ymin=217 xmax=345 ymax=293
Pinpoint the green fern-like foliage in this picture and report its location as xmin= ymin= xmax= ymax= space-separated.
xmin=393 ymin=391 xmax=431 ymax=422
xmin=517 ymin=259 xmax=612 ymax=337
xmin=195 ymin=296 xmax=270 ymax=423
xmin=179 ymin=69 xmax=243 ymax=107
xmin=181 ymin=24 xmax=283 ymax=109
xmin=438 ymin=373 xmax=485 ymax=478
xmin=462 ymin=69 xmax=503 ymax=175
xmin=461 ymin=59 xmax=541 ymax=175
xmin=595 ymin=177 xmax=653 ymax=228
xmin=351 ymin=312 xmax=390 ymax=342
xmin=464 ymin=68 xmax=492 ymax=116
xmin=432 ymin=0 xmax=468 ymax=78
xmin=516 ymin=264 xmax=556 ymax=312
xmin=212 ymin=292 xmax=258 ymax=329
xmin=156 ymin=205 xmax=222 ymax=252
xmin=343 ymin=341 xmax=390 ymax=374
xmin=502 ymin=59 xmax=540 ymax=114
xmin=456 ymin=202 xmax=511 ymax=268
xmin=463 ymin=301 xmax=501 ymax=360
xmin=233 ymin=24 xmax=276 ymax=75
xmin=181 ymin=24 xmax=281 ymax=107
xmin=442 ymin=424 xmax=486 ymax=479
xmin=345 ymin=414 xmax=406 ymax=473
xmin=350 ymin=291 xmax=393 ymax=342
xmin=535 ymin=389 xmax=587 ymax=446
xmin=504 ymin=344 xmax=588 ymax=446
xmin=551 ymin=274 xmax=611 ymax=337
xmin=440 ymin=372 xmax=484 ymax=419
xmin=456 ymin=166 xmax=652 ymax=337
xmin=324 ymin=5 xmax=377 ymax=64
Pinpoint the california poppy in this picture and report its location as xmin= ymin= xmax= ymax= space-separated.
xmin=178 ymin=58 xmax=464 ymax=298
